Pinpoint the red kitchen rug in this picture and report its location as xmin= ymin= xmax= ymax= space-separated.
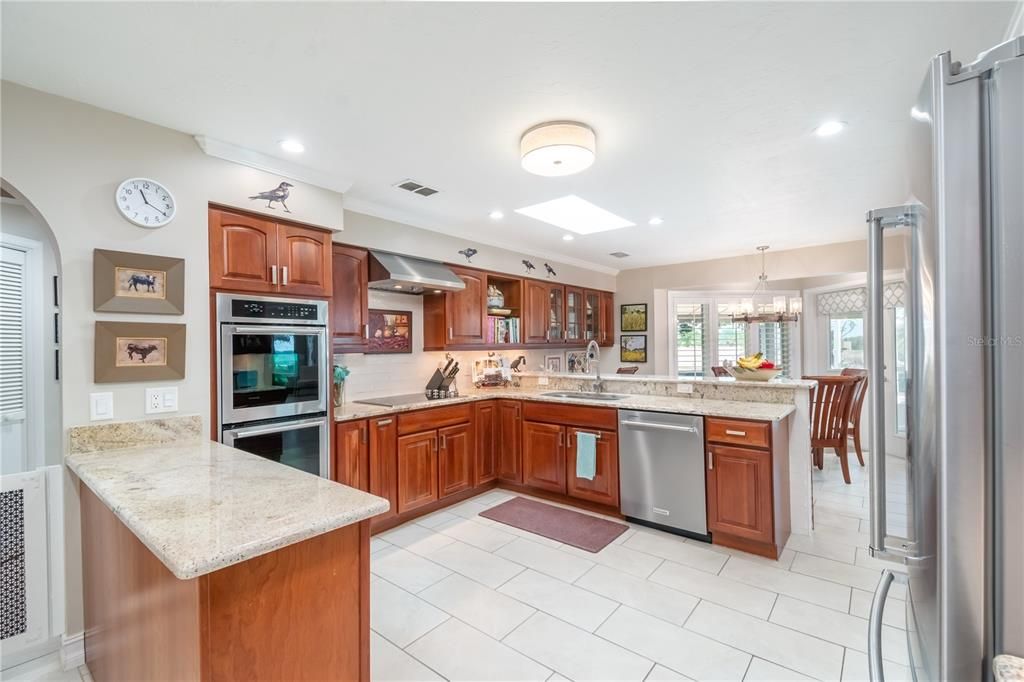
xmin=479 ymin=496 xmax=628 ymax=553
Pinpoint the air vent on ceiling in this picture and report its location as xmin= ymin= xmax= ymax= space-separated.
xmin=395 ymin=179 xmax=440 ymax=197
xmin=609 ymin=252 xmax=631 ymax=258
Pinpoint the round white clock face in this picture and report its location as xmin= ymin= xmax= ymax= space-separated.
xmin=116 ymin=178 xmax=176 ymax=228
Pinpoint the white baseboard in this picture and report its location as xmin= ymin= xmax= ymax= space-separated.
xmin=60 ymin=632 xmax=84 ymax=671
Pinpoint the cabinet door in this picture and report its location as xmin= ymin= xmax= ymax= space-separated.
xmin=277 ymin=224 xmax=331 ymax=296
xmin=522 ymin=421 xmax=566 ymax=494
xmin=599 ymin=291 xmax=615 ymax=347
xmin=396 ymin=431 xmax=438 ymax=514
xmin=438 ymin=422 xmax=474 ymax=498
xmin=565 ymin=287 xmax=584 ymax=343
xmin=475 ymin=402 xmax=498 ymax=486
xmin=584 ymin=291 xmax=600 ymax=342
xmin=548 ymin=284 xmax=566 ymax=343
xmin=331 ymin=245 xmax=369 ymax=351
xmin=706 ymin=445 xmax=773 ymax=543
xmin=566 ymin=428 xmax=619 ymax=507
xmin=334 ymin=420 xmax=369 ymax=490
xmin=497 ymin=400 xmax=522 ymax=484
xmin=524 ymin=280 xmax=551 ymax=344
xmin=446 ymin=266 xmax=487 ymax=345
xmin=369 ymin=416 xmax=398 ymax=527
xmin=209 ymin=208 xmax=278 ymax=292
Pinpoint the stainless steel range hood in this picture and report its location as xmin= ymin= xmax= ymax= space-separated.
xmin=367 ymin=251 xmax=465 ymax=294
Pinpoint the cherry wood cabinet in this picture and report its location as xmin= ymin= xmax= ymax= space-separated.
xmin=331 ymin=245 xmax=369 ymax=351
xmin=599 ymin=291 xmax=615 ymax=347
xmin=369 ymin=416 xmax=398 ymax=529
xmin=396 ymin=431 xmax=438 ymax=514
xmin=334 ymin=420 xmax=369 ymax=491
xmin=497 ymin=400 xmax=522 ymax=484
xmin=565 ymin=286 xmax=585 ymax=343
xmin=438 ymin=422 xmax=475 ymax=498
xmin=209 ymin=207 xmax=332 ymax=297
xmin=475 ymin=401 xmax=499 ymax=486
xmin=522 ymin=421 xmax=567 ymax=493
xmin=446 ymin=266 xmax=487 ymax=345
xmin=583 ymin=290 xmax=600 ymax=342
xmin=524 ymin=280 xmax=554 ymax=344
xmin=566 ymin=427 xmax=619 ymax=507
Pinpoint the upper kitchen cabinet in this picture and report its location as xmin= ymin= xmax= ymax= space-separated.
xmin=209 ymin=206 xmax=332 ymax=297
xmin=524 ymin=280 xmax=566 ymax=344
xmin=565 ymin=286 xmax=585 ymax=344
xmin=331 ymin=245 xmax=369 ymax=351
xmin=446 ymin=266 xmax=487 ymax=345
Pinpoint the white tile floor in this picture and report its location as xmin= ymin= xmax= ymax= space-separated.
xmin=371 ymin=452 xmax=911 ymax=682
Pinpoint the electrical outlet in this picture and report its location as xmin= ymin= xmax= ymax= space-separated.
xmin=145 ymin=387 xmax=179 ymax=414
xmin=677 ymin=383 xmax=694 ymax=394
xmin=90 ymin=392 xmax=113 ymax=421
xmin=538 ymin=376 xmax=549 ymax=386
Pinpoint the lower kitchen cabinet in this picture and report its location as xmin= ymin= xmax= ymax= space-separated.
xmin=334 ymin=420 xmax=369 ymax=490
xmin=475 ymin=401 xmax=498 ymax=485
xmin=396 ymin=431 xmax=438 ymax=514
xmin=565 ymin=427 xmax=619 ymax=508
xmin=497 ymin=399 xmax=522 ymax=484
xmin=522 ymin=420 xmax=567 ymax=493
xmin=706 ymin=444 xmax=773 ymax=543
xmin=439 ymin=422 xmax=475 ymax=498
xmin=369 ymin=416 xmax=398 ymax=529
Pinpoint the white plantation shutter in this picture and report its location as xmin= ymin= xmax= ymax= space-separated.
xmin=0 ymin=247 xmax=27 ymax=420
xmin=675 ymin=302 xmax=709 ymax=377
xmin=758 ymin=321 xmax=792 ymax=378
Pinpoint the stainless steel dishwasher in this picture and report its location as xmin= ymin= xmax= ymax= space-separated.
xmin=618 ymin=410 xmax=709 ymax=541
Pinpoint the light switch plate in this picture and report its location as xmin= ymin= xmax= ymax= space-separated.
xmin=677 ymin=383 xmax=694 ymax=394
xmin=90 ymin=392 xmax=114 ymax=421
xmin=145 ymin=387 xmax=179 ymax=414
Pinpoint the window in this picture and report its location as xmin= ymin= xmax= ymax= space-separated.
xmin=669 ymin=293 xmax=798 ymax=378
xmin=828 ymin=314 xmax=864 ymax=369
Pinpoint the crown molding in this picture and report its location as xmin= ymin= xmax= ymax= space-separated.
xmin=194 ymin=136 xmax=353 ymax=194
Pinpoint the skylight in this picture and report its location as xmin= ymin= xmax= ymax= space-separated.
xmin=514 ymin=195 xmax=635 ymax=235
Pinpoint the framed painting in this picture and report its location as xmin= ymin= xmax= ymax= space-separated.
xmin=620 ymin=303 xmax=648 ymax=332
xmin=366 ymin=309 xmax=412 ymax=354
xmin=620 ymin=334 xmax=648 ymax=363
xmin=94 ymin=249 xmax=185 ymax=314
xmin=95 ymin=322 xmax=186 ymax=382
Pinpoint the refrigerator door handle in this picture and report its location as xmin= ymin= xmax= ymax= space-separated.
xmin=868 ymin=569 xmax=898 ymax=682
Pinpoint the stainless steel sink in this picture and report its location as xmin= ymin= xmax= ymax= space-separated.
xmin=541 ymin=391 xmax=627 ymax=401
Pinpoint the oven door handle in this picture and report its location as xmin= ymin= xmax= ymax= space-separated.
xmin=229 ymin=326 xmax=326 ymax=336
xmin=225 ymin=416 xmax=327 ymax=439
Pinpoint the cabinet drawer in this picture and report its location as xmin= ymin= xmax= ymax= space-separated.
xmin=522 ymin=401 xmax=617 ymax=431
xmin=705 ymin=417 xmax=770 ymax=449
xmin=398 ymin=403 xmax=473 ymax=435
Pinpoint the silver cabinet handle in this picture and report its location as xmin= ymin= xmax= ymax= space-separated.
xmin=448 ymin=327 xmax=453 ymax=340
xmin=271 ymin=264 xmax=278 ymax=285
xmin=707 ymin=450 xmax=714 ymax=470
xmin=376 ymin=418 xmax=393 ymax=426
xmin=364 ymin=323 xmax=370 ymax=339
xmin=620 ymin=420 xmax=698 ymax=433
xmin=724 ymin=429 xmax=747 ymax=437
xmin=282 ymin=265 xmax=289 ymax=285
xmin=868 ymin=569 xmax=899 ymax=681
xmin=440 ymin=434 xmax=446 ymax=450
xmin=575 ymin=430 xmax=601 ymax=440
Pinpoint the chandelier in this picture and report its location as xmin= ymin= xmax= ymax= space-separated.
xmin=725 ymin=246 xmax=802 ymax=323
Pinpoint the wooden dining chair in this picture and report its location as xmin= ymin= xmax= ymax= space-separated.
xmin=803 ymin=375 xmax=863 ymax=484
xmin=616 ymin=366 xmax=640 ymax=374
xmin=711 ymin=366 xmax=730 ymax=377
xmin=840 ymin=367 xmax=869 ymax=466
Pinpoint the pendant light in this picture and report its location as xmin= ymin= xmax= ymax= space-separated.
xmin=731 ymin=246 xmax=802 ymax=324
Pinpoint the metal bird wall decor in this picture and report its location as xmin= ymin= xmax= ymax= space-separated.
xmin=522 ymin=260 xmax=536 ymax=274
xmin=249 ymin=181 xmax=294 ymax=212
xmin=511 ymin=355 xmax=527 ymax=372
xmin=544 ymin=263 xmax=557 ymax=278
xmin=458 ymin=248 xmax=478 ymax=263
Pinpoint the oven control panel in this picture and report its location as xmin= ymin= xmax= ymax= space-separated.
xmin=230 ymin=298 xmax=325 ymax=323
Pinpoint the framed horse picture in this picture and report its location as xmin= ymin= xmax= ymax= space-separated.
xmin=93 ymin=249 xmax=185 ymax=314
xmin=95 ymin=321 xmax=186 ymax=382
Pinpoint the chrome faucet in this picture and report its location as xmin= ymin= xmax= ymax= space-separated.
xmin=586 ymin=339 xmax=603 ymax=393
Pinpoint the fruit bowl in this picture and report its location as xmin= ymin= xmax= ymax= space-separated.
xmin=724 ymin=366 xmax=783 ymax=382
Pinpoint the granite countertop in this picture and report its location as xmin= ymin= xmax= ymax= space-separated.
xmin=518 ymin=371 xmax=817 ymax=389
xmin=66 ymin=439 xmax=389 ymax=580
xmin=994 ymin=655 xmax=1024 ymax=682
xmin=335 ymin=389 xmax=796 ymax=423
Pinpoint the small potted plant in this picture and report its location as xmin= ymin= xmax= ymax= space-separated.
xmin=333 ymin=365 xmax=350 ymax=407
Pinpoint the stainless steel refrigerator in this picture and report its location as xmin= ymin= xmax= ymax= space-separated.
xmin=865 ymin=36 xmax=1023 ymax=681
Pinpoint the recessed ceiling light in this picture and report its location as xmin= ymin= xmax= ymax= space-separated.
xmin=489 ymin=210 xmax=504 ymax=220
xmin=520 ymin=122 xmax=596 ymax=177
xmin=648 ymin=217 xmax=664 ymax=226
xmin=813 ymin=121 xmax=847 ymax=137
xmin=562 ymin=234 xmax=575 ymax=241
xmin=279 ymin=139 xmax=305 ymax=153
xmin=515 ymin=195 xmax=634 ymax=235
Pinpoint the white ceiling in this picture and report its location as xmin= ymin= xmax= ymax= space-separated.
xmin=2 ymin=2 xmax=1015 ymax=271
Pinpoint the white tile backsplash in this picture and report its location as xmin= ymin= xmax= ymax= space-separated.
xmin=334 ymin=291 xmax=549 ymax=400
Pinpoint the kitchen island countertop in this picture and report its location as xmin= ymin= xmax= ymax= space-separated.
xmin=66 ymin=438 xmax=389 ymax=579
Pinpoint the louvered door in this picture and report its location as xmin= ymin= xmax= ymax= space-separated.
xmin=1 ymin=245 xmax=27 ymax=473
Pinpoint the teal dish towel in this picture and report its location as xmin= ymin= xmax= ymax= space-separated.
xmin=576 ymin=432 xmax=597 ymax=481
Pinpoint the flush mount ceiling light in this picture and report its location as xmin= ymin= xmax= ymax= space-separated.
xmin=279 ymin=139 xmax=305 ymax=153
xmin=813 ymin=120 xmax=847 ymax=137
xmin=515 ymin=195 xmax=634 ymax=235
xmin=520 ymin=121 xmax=596 ymax=177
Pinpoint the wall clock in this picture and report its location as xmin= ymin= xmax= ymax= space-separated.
xmin=115 ymin=178 xmax=176 ymax=228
